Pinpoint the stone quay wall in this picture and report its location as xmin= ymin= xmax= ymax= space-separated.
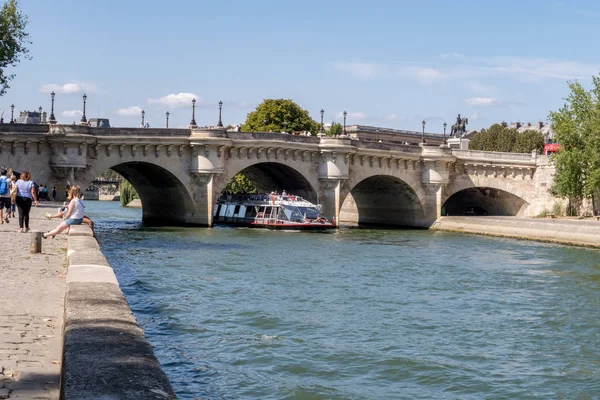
xmin=62 ymin=224 xmax=176 ymax=399
xmin=431 ymin=216 xmax=600 ymax=247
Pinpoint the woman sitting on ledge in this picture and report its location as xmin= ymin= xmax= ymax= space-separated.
xmin=43 ymin=186 xmax=86 ymax=239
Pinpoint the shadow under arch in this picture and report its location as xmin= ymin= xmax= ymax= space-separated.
xmin=103 ymin=162 xmax=195 ymax=226
xmin=339 ymin=175 xmax=425 ymax=227
xmin=443 ymin=187 xmax=529 ymax=216
xmin=218 ymin=162 xmax=318 ymax=203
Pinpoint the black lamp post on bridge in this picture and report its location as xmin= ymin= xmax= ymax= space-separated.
xmin=217 ymin=100 xmax=223 ymax=127
xmin=190 ymin=98 xmax=197 ymax=127
xmin=421 ymin=120 xmax=426 ymax=143
xmin=49 ymin=91 xmax=56 ymax=124
xmin=166 ymin=111 xmax=170 ymax=128
xmin=38 ymin=106 xmax=42 ymax=124
xmin=80 ymin=94 xmax=87 ymax=124
xmin=10 ymin=104 xmax=14 ymax=123
xmin=141 ymin=110 xmax=145 ymax=127
xmin=342 ymin=111 xmax=347 ymax=136
xmin=319 ymin=109 xmax=325 ymax=134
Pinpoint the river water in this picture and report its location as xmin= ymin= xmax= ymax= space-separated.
xmin=86 ymin=201 xmax=600 ymax=399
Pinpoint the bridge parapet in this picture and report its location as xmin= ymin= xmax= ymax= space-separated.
xmin=452 ymin=149 xmax=538 ymax=164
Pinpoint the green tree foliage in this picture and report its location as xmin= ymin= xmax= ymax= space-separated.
xmin=223 ymin=172 xmax=257 ymax=194
xmin=120 ymin=179 xmax=139 ymax=206
xmin=469 ymin=123 xmax=544 ymax=153
xmin=99 ymin=169 xmax=123 ymax=180
xmin=328 ymin=122 xmax=343 ymax=137
xmin=242 ymin=99 xmax=319 ymax=134
xmin=549 ymin=77 xmax=600 ymax=206
xmin=0 ymin=0 xmax=30 ymax=96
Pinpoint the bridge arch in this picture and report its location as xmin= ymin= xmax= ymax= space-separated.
xmin=214 ymin=161 xmax=319 ymax=203
xmin=340 ymin=173 xmax=426 ymax=227
xmin=442 ymin=176 xmax=531 ymax=216
xmin=81 ymin=160 xmax=196 ymax=225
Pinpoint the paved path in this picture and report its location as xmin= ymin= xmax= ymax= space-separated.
xmin=0 ymin=203 xmax=66 ymax=399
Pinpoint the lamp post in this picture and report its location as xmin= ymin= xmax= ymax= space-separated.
xmin=422 ymin=120 xmax=426 ymax=143
xmin=38 ymin=106 xmax=42 ymax=124
xmin=190 ymin=98 xmax=197 ymax=127
xmin=263 ymin=117 xmax=266 ymax=132
xmin=49 ymin=91 xmax=56 ymax=124
xmin=141 ymin=110 xmax=145 ymax=127
xmin=80 ymin=94 xmax=87 ymax=124
xmin=319 ymin=109 xmax=324 ymax=133
xmin=10 ymin=104 xmax=14 ymax=123
xmin=443 ymin=122 xmax=447 ymax=145
xmin=217 ymin=100 xmax=223 ymax=127
xmin=342 ymin=110 xmax=347 ymax=136
xmin=166 ymin=111 xmax=170 ymax=128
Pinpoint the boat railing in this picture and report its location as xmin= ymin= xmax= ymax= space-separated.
xmin=218 ymin=193 xmax=308 ymax=203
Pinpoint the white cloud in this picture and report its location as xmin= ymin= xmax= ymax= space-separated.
xmin=62 ymin=110 xmax=82 ymax=118
xmin=147 ymin=92 xmax=200 ymax=108
xmin=385 ymin=113 xmax=399 ymax=121
xmin=465 ymin=97 xmax=502 ymax=107
xmin=116 ymin=106 xmax=143 ymax=117
xmin=333 ymin=62 xmax=382 ymax=79
xmin=440 ymin=53 xmax=464 ymax=59
xmin=40 ymin=82 xmax=97 ymax=94
xmin=336 ymin=111 xmax=367 ymax=120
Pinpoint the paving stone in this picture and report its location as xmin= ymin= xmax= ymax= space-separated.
xmin=0 ymin=205 xmax=66 ymax=400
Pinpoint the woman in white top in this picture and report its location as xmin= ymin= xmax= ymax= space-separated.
xmin=15 ymin=170 xmax=38 ymax=233
xmin=43 ymin=186 xmax=85 ymax=238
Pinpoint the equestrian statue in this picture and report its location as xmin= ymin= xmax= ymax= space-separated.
xmin=450 ymin=114 xmax=468 ymax=137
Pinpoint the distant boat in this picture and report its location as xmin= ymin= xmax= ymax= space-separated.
xmin=214 ymin=193 xmax=334 ymax=230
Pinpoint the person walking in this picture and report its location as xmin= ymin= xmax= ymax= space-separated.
xmin=15 ymin=170 xmax=38 ymax=233
xmin=0 ymin=169 xmax=11 ymax=223
xmin=9 ymin=175 xmax=17 ymax=218
xmin=52 ymin=186 xmax=57 ymax=202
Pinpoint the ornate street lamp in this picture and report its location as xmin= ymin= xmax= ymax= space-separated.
xmin=38 ymin=106 xmax=42 ymax=124
xmin=443 ymin=122 xmax=447 ymax=145
xmin=422 ymin=120 xmax=426 ymax=143
xmin=80 ymin=94 xmax=88 ymax=124
xmin=166 ymin=111 xmax=170 ymax=128
xmin=217 ymin=100 xmax=223 ymax=127
xmin=141 ymin=110 xmax=145 ymax=127
xmin=190 ymin=98 xmax=197 ymax=127
xmin=319 ymin=109 xmax=324 ymax=133
xmin=10 ymin=104 xmax=14 ymax=123
xmin=342 ymin=110 xmax=347 ymax=136
xmin=263 ymin=117 xmax=266 ymax=132
xmin=49 ymin=91 xmax=56 ymax=124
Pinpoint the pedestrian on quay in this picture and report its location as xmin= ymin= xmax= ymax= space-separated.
xmin=15 ymin=170 xmax=38 ymax=233
xmin=9 ymin=175 xmax=17 ymax=218
xmin=43 ymin=186 xmax=84 ymax=238
xmin=52 ymin=186 xmax=57 ymax=201
xmin=0 ymin=169 xmax=11 ymax=223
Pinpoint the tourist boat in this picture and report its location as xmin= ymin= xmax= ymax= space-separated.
xmin=214 ymin=193 xmax=335 ymax=230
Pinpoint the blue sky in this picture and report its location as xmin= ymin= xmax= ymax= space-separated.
xmin=4 ymin=0 xmax=600 ymax=132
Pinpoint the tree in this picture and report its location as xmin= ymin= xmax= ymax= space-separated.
xmin=120 ymin=179 xmax=139 ymax=206
xmin=549 ymin=76 xmax=600 ymax=209
xmin=0 ymin=0 xmax=30 ymax=96
xmin=328 ymin=121 xmax=343 ymax=137
xmin=222 ymin=172 xmax=257 ymax=194
xmin=242 ymin=99 xmax=319 ymax=134
xmin=469 ymin=123 xmax=544 ymax=153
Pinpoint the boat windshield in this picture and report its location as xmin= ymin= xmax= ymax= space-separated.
xmin=282 ymin=205 xmax=321 ymax=221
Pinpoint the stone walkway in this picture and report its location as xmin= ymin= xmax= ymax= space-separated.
xmin=0 ymin=204 xmax=67 ymax=399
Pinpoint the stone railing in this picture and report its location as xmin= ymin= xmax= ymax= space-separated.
xmin=351 ymin=139 xmax=423 ymax=153
xmin=50 ymin=125 xmax=191 ymax=137
xmin=452 ymin=149 xmax=537 ymax=163
xmin=0 ymin=123 xmax=49 ymax=133
xmin=226 ymin=131 xmax=320 ymax=144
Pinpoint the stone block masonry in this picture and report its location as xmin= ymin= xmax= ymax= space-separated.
xmin=62 ymin=226 xmax=176 ymax=399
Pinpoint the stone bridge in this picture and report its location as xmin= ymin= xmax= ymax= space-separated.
xmin=0 ymin=124 xmax=555 ymax=227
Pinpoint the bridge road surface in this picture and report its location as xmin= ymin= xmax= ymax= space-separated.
xmin=0 ymin=204 xmax=66 ymax=399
